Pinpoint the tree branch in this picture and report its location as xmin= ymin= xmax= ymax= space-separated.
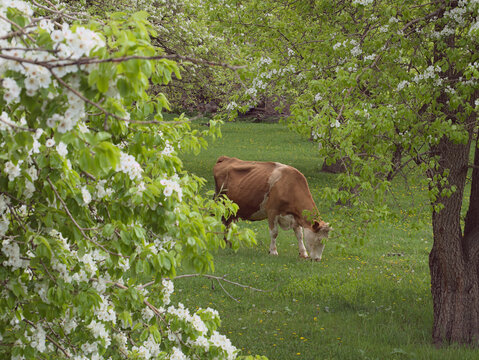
xmin=172 ymin=273 xmax=267 ymax=293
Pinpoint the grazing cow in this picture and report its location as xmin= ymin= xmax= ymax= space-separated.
xmin=213 ymin=156 xmax=332 ymax=261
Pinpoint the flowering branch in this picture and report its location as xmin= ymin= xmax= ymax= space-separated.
xmin=23 ymin=319 xmax=71 ymax=358
xmin=45 ymin=176 xmax=126 ymax=258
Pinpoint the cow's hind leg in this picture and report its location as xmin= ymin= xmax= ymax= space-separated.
xmin=294 ymin=226 xmax=309 ymax=259
xmin=268 ymin=216 xmax=279 ymax=255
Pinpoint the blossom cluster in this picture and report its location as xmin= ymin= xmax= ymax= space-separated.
xmin=352 ymin=0 xmax=373 ymax=5
xmin=0 ymin=195 xmax=10 ymax=237
xmin=161 ymin=175 xmax=183 ymax=200
xmin=116 ymin=151 xmax=144 ymax=181
xmin=166 ymin=303 xmax=238 ymax=360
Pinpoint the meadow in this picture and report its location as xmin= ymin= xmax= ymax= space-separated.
xmin=177 ymin=119 xmax=477 ymax=360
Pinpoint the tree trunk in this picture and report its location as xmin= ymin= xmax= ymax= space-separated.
xmin=464 ymin=139 xmax=479 ymax=238
xmin=429 ymin=136 xmax=479 ymax=345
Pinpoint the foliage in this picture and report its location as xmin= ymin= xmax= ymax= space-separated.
xmin=68 ymin=0 xmax=249 ymax=114
xmin=202 ymin=0 xmax=479 ymax=237
xmin=0 ymin=1 xmax=258 ymax=359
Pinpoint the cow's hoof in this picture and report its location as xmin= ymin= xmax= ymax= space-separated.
xmin=269 ymin=250 xmax=278 ymax=256
xmin=299 ymin=253 xmax=309 ymax=259
xmin=313 ymin=258 xmax=322 ymax=262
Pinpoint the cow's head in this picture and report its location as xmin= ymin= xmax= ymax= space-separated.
xmin=304 ymin=220 xmax=332 ymax=261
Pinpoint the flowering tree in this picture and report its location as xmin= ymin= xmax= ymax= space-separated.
xmin=0 ymin=1 xmax=265 ymax=359
xmin=68 ymin=0 xmax=248 ymax=115
xmin=204 ymin=0 xmax=479 ymax=346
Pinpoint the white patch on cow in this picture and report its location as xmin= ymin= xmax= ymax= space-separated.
xmin=251 ymin=163 xmax=284 ymax=221
xmin=269 ymin=227 xmax=279 ymax=255
xmin=294 ymin=226 xmax=309 ymax=258
xmin=304 ymin=228 xmax=326 ymax=261
xmin=250 ymin=193 xmax=268 ymax=220
xmin=277 ymin=214 xmax=296 ymax=230
xmin=268 ymin=163 xmax=285 ymax=188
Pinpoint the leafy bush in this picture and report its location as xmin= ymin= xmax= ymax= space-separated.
xmin=0 ymin=2 xmax=256 ymax=359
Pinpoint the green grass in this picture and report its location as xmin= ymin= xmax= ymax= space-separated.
xmin=177 ymin=120 xmax=478 ymax=359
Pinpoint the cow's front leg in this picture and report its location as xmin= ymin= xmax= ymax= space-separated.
xmin=268 ymin=218 xmax=279 ymax=255
xmin=294 ymin=226 xmax=309 ymax=259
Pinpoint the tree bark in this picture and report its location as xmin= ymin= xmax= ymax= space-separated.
xmin=464 ymin=139 xmax=479 ymax=238
xmin=429 ymin=135 xmax=479 ymax=345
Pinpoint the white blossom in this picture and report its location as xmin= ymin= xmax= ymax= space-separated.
xmin=95 ymin=295 xmax=117 ymax=323
xmin=352 ymin=0 xmax=373 ymax=5
xmin=170 ymin=346 xmax=189 ymax=360
xmin=81 ymin=186 xmax=92 ymax=205
xmin=160 ymin=177 xmax=183 ymax=201
xmin=87 ymin=320 xmax=111 ymax=346
xmin=161 ymin=140 xmax=174 ymax=156
xmin=0 ymin=111 xmax=15 ymax=132
xmin=45 ymin=138 xmax=55 ymax=148
xmin=116 ymin=151 xmax=143 ymax=181
xmin=3 ymin=160 xmax=22 ymax=181
xmin=141 ymin=306 xmax=155 ymax=322
xmin=397 ymin=80 xmax=409 ymax=91
xmin=56 ymin=141 xmax=68 ymax=157
xmin=210 ymin=331 xmax=237 ymax=360
xmin=0 ymin=194 xmax=10 ymax=214
xmin=225 ymin=101 xmax=238 ymax=111
xmin=29 ymin=325 xmax=46 ymax=353
xmin=24 ymin=181 xmax=35 ymax=199
xmin=1 ymin=238 xmax=28 ymax=270
xmin=2 ymin=78 xmax=21 ymax=104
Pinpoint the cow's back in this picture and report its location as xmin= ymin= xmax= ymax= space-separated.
xmin=213 ymin=156 xmax=277 ymax=220
xmin=266 ymin=165 xmax=316 ymax=227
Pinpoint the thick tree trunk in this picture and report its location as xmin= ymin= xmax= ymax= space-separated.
xmin=429 ymin=136 xmax=479 ymax=345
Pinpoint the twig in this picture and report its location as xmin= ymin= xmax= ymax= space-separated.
xmin=31 ymin=0 xmax=83 ymax=22
xmin=0 ymin=116 xmax=35 ymax=132
xmin=0 ymin=14 xmax=35 ymax=42
xmin=172 ymin=273 xmax=267 ymax=293
xmin=215 ymin=277 xmax=239 ymax=302
xmin=38 ymin=259 xmax=56 ymax=283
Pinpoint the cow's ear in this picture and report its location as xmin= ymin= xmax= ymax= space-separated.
xmin=312 ymin=220 xmax=322 ymax=232
xmin=313 ymin=220 xmax=332 ymax=232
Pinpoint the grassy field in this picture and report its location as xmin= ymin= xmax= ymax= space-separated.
xmin=177 ymin=119 xmax=478 ymax=359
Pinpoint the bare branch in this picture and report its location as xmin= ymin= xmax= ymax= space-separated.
xmin=172 ymin=273 xmax=268 ymax=293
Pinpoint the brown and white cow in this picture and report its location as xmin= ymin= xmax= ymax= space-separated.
xmin=213 ymin=156 xmax=332 ymax=261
